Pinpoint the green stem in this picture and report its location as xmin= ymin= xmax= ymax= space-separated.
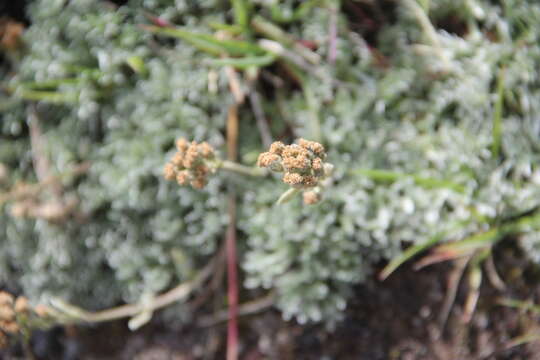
xmin=353 ymin=168 xmax=466 ymax=193
xmin=16 ymin=89 xmax=79 ymax=103
xmin=251 ymin=16 xmax=320 ymax=64
xmin=276 ymin=187 xmax=300 ymax=205
xmin=438 ymin=211 xmax=540 ymax=255
xmin=220 ymin=160 xmax=267 ymax=177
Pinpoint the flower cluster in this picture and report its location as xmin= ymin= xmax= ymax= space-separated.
xmin=258 ymin=139 xmax=332 ymax=204
xmin=163 ymin=138 xmax=216 ymax=189
xmin=0 ymin=291 xmax=50 ymax=349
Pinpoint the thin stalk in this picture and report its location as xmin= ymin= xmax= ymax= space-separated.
xmin=403 ymin=0 xmax=449 ymax=67
xmin=251 ymin=16 xmax=320 ymax=64
xmin=246 ymin=71 xmax=273 ymax=148
xmin=48 ymin=258 xmax=216 ymax=323
xmin=492 ymin=67 xmax=505 ymax=159
xmin=497 ymin=298 xmax=540 ymax=315
xmin=231 ymin=0 xmax=249 ymax=29
xmin=276 ymin=187 xmax=300 ymax=205
xmin=225 ymin=103 xmax=239 ymax=360
xmin=435 ymin=211 xmax=540 ymax=256
xmin=198 ymin=292 xmax=276 ymax=327
xmin=353 ymin=168 xmax=466 ymax=193
xmin=379 ymin=232 xmax=443 ymax=280
xmin=220 ymin=160 xmax=267 ymax=177
xmin=226 ymin=193 xmax=238 ymax=360
xmin=16 ymin=89 xmax=79 ymax=103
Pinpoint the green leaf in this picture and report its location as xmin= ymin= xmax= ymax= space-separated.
xmin=379 ymin=232 xmax=443 ymax=280
xmin=205 ymin=54 xmax=275 ymax=69
xmin=143 ymin=25 xmax=265 ymax=56
xmin=353 ymin=168 xmax=466 ymax=193
xmin=208 ymin=22 xmax=244 ymax=35
xmin=231 ymin=0 xmax=249 ymax=28
xmin=436 ymin=211 xmax=540 ymax=256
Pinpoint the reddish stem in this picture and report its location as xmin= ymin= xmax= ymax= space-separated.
xmin=226 ymin=104 xmax=239 ymax=360
xmin=226 ymin=194 xmax=238 ymax=360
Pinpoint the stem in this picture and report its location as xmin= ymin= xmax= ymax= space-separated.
xmin=403 ymin=0 xmax=449 ymax=67
xmin=226 ymin=104 xmax=239 ymax=360
xmin=276 ymin=187 xmax=300 ymax=205
xmin=226 ymin=193 xmax=238 ymax=360
xmin=251 ymin=16 xmax=320 ymax=64
xmin=220 ymin=160 xmax=267 ymax=177
xmin=353 ymin=168 xmax=466 ymax=193
xmin=198 ymin=292 xmax=275 ymax=327
xmin=49 ymin=257 xmax=216 ymax=324
xmin=16 ymin=89 xmax=79 ymax=103
xmin=246 ymin=73 xmax=273 ymax=148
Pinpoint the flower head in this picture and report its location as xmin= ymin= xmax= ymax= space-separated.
xmin=0 ymin=291 xmax=54 ymax=349
xmin=163 ymin=138 xmax=217 ymax=189
xmin=258 ymin=139 xmax=333 ymax=204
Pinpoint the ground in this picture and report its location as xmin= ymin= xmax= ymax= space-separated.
xmin=3 ymin=245 xmax=539 ymax=360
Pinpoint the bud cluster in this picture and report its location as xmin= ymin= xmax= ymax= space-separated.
xmin=163 ymin=138 xmax=217 ymax=189
xmin=258 ymin=139 xmax=332 ymax=204
xmin=0 ymin=291 xmax=50 ymax=349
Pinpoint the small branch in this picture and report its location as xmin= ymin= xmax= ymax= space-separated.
xmin=49 ymin=257 xmax=217 ymax=324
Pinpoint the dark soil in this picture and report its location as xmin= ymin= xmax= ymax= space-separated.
xmin=3 ymin=246 xmax=540 ymax=360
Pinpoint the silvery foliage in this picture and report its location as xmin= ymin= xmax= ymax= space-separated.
xmin=1 ymin=0 xmax=229 ymax=308
xmin=241 ymin=0 xmax=540 ymax=324
xmin=1 ymin=0 xmax=540 ymax=325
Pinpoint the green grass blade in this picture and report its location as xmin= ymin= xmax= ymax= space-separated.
xmin=354 ymin=168 xmax=466 ymax=193
xmin=437 ymin=211 xmax=540 ymax=255
xmin=17 ymin=78 xmax=81 ymax=89
xmin=143 ymin=25 xmax=265 ymax=56
xmin=379 ymin=232 xmax=443 ymax=280
xmin=204 ymin=54 xmax=275 ymax=69
xmin=16 ymin=89 xmax=79 ymax=103
xmin=231 ymin=0 xmax=249 ymax=28
xmin=208 ymin=22 xmax=244 ymax=35
xmin=498 ymin=298 xmax=540 ymax=315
